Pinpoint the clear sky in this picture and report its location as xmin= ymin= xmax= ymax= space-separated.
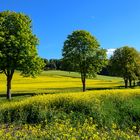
xmin=1 ymin=0 xmax=140 ymax=59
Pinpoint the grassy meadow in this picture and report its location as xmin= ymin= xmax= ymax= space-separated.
xmin=0 ymin=70 xmax=123 ymax=96
xmin=0 ymin=71 xmax=140 ymax=139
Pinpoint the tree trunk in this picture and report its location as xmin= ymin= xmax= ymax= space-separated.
xmin=133 ymin=80 xmax=135 ymax=87
xmin=82 ymin=77 xmax=86 ymax=92
xmin=6 ymin=70 xmax=14 ymax=100
xmin=124 ymin=79 xmax=128 ymax=88
xmin=129 ymin=79 xmax=132 ymax=87
xmin=7 ymin=76 xmax=12 ymax=100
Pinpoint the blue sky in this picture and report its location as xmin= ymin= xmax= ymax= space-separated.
xmin=1 ymin=0 xmax=140 ymax=59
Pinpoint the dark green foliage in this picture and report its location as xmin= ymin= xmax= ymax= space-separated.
xmin=25 ymin=105 xmax=46 ymax=123
xmin=43 ymin=58 xmax=49 ymax=70
xmin=62 ymin=30 xmax=107 ymax=91
xmin=48 ymin=97 xmax=92 ymax=115
xmin=43 ymin=58 xmax=63 ymax=70
xmin=48 ymin=59 xmax=62 ymax=70
xmin=0 ymin=94 xmax=139 ymax=131
xmin=109 ymin=46 xmax=140 ymax=88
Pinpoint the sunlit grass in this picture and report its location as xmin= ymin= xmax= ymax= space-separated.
xmin=0 ymin=89 xmax=139 ymax=139
xmin=0 ymin=71 xmax=140 ymax=139
xmin=0 ymin=70 xmax=124 ymax=96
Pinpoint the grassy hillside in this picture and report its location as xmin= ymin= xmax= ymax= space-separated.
xmin=0 ymin=70 xmax=139 ymax=139
xmin=0 ymin=70 xmax=123 ymax=97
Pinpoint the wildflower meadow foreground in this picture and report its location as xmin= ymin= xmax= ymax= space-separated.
xmin=0 ymin=77 xmax=140 ymax=139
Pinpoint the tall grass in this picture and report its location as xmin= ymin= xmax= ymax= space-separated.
xmin=0 ymin=71 xmax=139 ymax=139
xmin=0 ymin=90 xmax=140 ymax=129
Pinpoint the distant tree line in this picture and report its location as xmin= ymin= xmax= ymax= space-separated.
xmin=43 ymin=58 xmax=76 ymax=71
xmin=43 ymin=59 xmax=62 ymax=70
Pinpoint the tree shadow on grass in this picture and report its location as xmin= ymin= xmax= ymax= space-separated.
xmin=87 ymin=86 xmax=125 ymax=91
xmin=39 ymin=87 xmax=82 ymax=93
xmin=0 ymin=92 xmax=36 ymax=97
xmin=39 ymin=86 xmax=125 ymax=93
xmin=0 ymin=86 xmax=127 ymax=98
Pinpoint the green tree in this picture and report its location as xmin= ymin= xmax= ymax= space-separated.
xmin=61 ymin=58 xmax=75 ymax=72
xmin=135 ymin=52 xmax=140 ymax=85
xmin=109 ymin=46 xmax=139 ymax=88
xmin=0 ymin=11 xmax=44 ymax=99
xmin=49 ymin=59 xmax=57 ymax=70
xmin=43 ymin=58 xmax=49 ymax=70
xmin=62 ymin=30 xmax=107 ymax=91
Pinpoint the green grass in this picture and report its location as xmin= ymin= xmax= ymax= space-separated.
xmin=0 ymin=90 xmax=140 ymax=139
xmin=41 ymin=70 xmax=81 ymax=78
xmin=0 ymin=70 xmax=124 ymax=98
xmin=0 ymin=70 xmax=140 ymax=139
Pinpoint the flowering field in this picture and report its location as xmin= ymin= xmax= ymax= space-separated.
xmin=0 ymin=71 xmax=140 ymax=139
xmin=0 ymin=70 xmax=123 ymax=96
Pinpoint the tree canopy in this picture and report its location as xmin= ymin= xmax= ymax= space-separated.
xmin=62 ymin=30 xmax=107 ymax=91
xmin=109 ymin=46 xmax=140 ymax=88
xmin=0 ymin=11 xmax=44 ymax=99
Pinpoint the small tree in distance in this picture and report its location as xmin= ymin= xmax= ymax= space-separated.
xmin=62 ymin=30 xmax=107 ymax=92
xmin=0 ymin=11 xmax=44 ymax=99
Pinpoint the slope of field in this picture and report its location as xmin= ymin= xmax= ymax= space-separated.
xmin=0 ymin=71 xmax=139 ymax=139
xmin=0 ymin=70 xmax=123 ymax=97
